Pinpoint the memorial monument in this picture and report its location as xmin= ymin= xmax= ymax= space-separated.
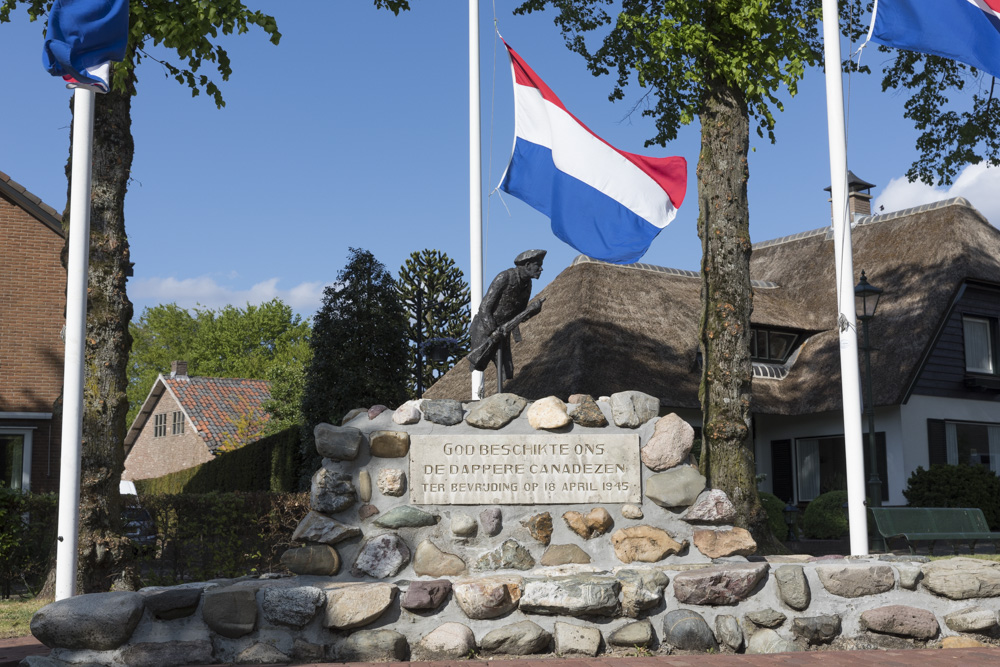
xmin=468 ymin=249 xmax=546 ymax=394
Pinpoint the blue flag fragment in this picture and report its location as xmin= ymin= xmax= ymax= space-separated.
xmin=43 ymin=0 xmax=129 ymax=93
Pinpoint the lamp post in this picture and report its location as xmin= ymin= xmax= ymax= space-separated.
xmin=855 ymin=271 xmax=883 ymax=516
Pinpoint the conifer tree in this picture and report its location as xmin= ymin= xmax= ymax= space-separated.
xmin=299 ymin=248 xmax=409 ymax=482
xmin=398 ymin=249 xmax=471 ymax=396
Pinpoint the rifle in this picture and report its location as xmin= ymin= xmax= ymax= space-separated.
xmin=468 ymin=298 xmax=545 ymax=371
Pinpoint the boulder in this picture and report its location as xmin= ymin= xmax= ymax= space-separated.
xmin=451 ymin=513 xmax=478 ymax=537
xmin=563 ymin=508 xmax=613 ymax=540
xmin=746 ymin=628 xmax=800 ymax=654
xmin=641 ymin=413 xmax=694 ymax=471
xmin=421 ymin=399 xmax=464 ymax=425
xmin=339 ymin=629 xmax=409 ymax=662
xmin=120 ymin=641 xmax=213 ymax=667
xmin=373 ymin=505 xmax=438 ymax=528
xmin=202 ymin=588 xmax=257 ymax=639
xmin=791 ymin=614 xmax=842 ymax=645
xmin=480 ymin=620 xmax=551 ymax=655
xmin=324 ymin=583 xmax=397 ymax=629
xmin=480 ymin=507 xmax=503 ymax=536
xmin=358 ymin=469 xmax=372 ymax=503
xmin=608 ymin=619 xmax=655 ymax=647
xmin=291 ymin=511 xmax=361 ymax=545
xmin=816 ymin=564 xmax=894 ymax=598
xmin=745 ymin=609 xmax=786 ymax=628
xmin=453 ymin=576 xmax=523 ymax=619
xmin=553 ymin=621 xmax=602 ymax=656
xmin=465 ymin=393 xmax=527 ymax=429
xmin=683 ymin=489 xmax=737 ymax=524
xmin=860 ymin=605 xmax=940 ymax=640
xmin=376 ymin=468 xmax=406 ymax=496
xmin=570 ymin=395 xmax=608 ymax=427
xmin=261 ymin=586 xmax=325 ymax=628
xmin=313 ymin=423 xmax=363 ymax=461
xmin=235 ymin=642 xmax=290 ymax=664
xmin=540 ymin=544 xmax=592 ymax=567
xmin=611 ymin=525 xmax=686 ymax=563
xmin=412 ymin=622 xmax=477 ymax=661
xmin=351 ymin=533 xmax=410 ymax=578
xmin=521 ymin=512 xmax=553 ymax=545
xmin=617 ymin=569 xmax=669 ymax=617
xmin=31 ymin=591 xmax=145 ymax=650
xmin=715 ymin=614 xmax=744 ymax=651
xmin=369 ymin=430 xmax=410 ymax=458
xmin=673 ymin=562 xmax=769 ymax=605
xmin=921 ymin=557 xmax=1000 ymax=600
xmin=774 ymin=565 xmax=810 ymax=611
xmin=392 ymin=401 xmax=422 ymax=425
xmin=661 ymin=609 xmax=717 ymax=651
xmin=621 ymin=504 xmax=643 ymax=520
xmin=693 ymin=527 xmax=757 ymax=558
xmin=309 ymin=462 xmax=356 ymax=514
xmin=527 ymin=396 xmax=571 ymax=429
xmin=142 ymin=586 xmax=202 ymax=621
xmin=413 ymin=540 xmax=467 ymax=577
xmin=609 ymin=390 xmax=660 ymax=428
xmin=645 ymin=466 xmax=706 ymax=508
xmin=474 ymin=539 xmax=535 ymax=571
xmin=944 ymin=605 xmax=999 ymax=633
xmin=281 ymin=545 xmax=340 ymax=576
xmin=401 ymin=580 xmax=452 ymax=611
xmin=520 ymin=575 xmax=620 ymax=617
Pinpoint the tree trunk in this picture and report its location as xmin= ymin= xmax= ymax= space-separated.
xmin=697 ymin=81 xmax=784 ymax=554
xmin=45 ymin=87 xmax=139 ymax=596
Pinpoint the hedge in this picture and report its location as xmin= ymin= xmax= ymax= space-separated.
xmin=135 ymin=491 xmax=308 ymax=585
xmin=0 ymin=489 xmax=58 ymax=598
xmin=135 ymin=426 xmax=301 ymax=495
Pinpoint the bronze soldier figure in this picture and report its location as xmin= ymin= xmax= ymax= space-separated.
xmin=469 ymin=249 xmax=546 ymax=393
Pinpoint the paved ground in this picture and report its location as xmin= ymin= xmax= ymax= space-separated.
xmin=4 ymin=635 xmax=1000 ymax=667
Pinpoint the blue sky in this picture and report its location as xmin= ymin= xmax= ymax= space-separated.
xmin=3 ymin=1 xmax=998 ymax=320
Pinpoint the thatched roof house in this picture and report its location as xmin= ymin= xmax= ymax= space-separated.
xmin=429 ymin=197 xmax=1000 ymax=506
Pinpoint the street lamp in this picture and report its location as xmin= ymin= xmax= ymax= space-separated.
xmin=855 ymin=271 xmax=883 ymax=513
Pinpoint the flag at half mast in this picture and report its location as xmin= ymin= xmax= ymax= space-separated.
xmin=869 ymin=0 xmax=1000 ymax=79
xmin=498 ymin=41 xmax=687 ymax=265
xmin=43 ymin=0 xmax=129 ymax=93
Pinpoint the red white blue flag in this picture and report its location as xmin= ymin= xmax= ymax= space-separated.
xmin=499 ymin=41 xmax=687 ymax=265
xmin=43 ymin=0 xmax=129 ymax=93
xmin=869 ymin=0 xmax=1000 ymax=79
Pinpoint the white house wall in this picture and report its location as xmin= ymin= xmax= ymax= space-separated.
xmin=753 ymin=407 xmax=907 ymax=506
xmin=900 ymin=394 xmax=1000 ymax=474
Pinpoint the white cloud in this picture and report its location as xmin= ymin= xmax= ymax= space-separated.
xmin=130 ymin=275 xmax=329 ymax=316
xmin=873 ymin=163 xmax=1000 ymax=225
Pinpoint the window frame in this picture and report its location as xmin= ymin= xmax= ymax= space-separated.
xmin=750 ymin=327 xmax=801 ymax=364
xmin=153 ymin=413 xmax=167 ymax=438
xmin=172 ymin=410 xmax=185 ymax=436
xmin=963 ymin=315 xmax=997 ymax=375
xmin=0 ymin=427 xmax=34 ymax=492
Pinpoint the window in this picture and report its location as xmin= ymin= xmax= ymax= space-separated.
xmin=750 ymin=328 xmax=800 ymax=364
xmin=0 ymin=434 xmax=24 ymax=491
xmin=963 ymin=316 xmax=996 ymax=374
xmin=0 ymin=428 xmax=32 ymax=492
xmin=790 ymin=434 xmax=887 ymax=503
xmin=153 ymin=413 xmax=167 ymax=438
xmin=942 ymin=421 xmax=1000 ymax=471
xmin=172 ymin=411 xmax=185 ymax=435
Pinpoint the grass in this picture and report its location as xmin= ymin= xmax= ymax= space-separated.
xmin=0 ymin=596 xmax=46 ymax=639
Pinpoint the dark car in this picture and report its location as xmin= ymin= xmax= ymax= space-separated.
xmin=122 ymin=506 xmax=156 ymax=553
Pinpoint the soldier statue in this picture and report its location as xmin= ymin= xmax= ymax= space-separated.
xmin=469 ymin=249 xmax=546 ymax=394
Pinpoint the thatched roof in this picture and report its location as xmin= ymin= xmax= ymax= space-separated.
xmin=426 ymin=198 xmax=1000 ymax=416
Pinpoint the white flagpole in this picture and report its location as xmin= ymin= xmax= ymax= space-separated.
xmin=820 ymin=0 xmax=868 ymax=556
xmin=469 ymin=0 xmax=484 ymax=399
xmin=55 ymin=87 xmax=96 ymax=600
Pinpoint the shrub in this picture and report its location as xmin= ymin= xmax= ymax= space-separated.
xmin=904 ymin=464 xmax=1000 ymax=529
xmin=802 ymin=490 xmax=849 ymax=539
xmin=0 ymin=489 xmax=57 ymax=598
xmin=758 ymin=492 xmax=790 ymax=539
xmin=135 ymin=427 xmax=300 ymax=495
xmin=135 ymin=491 xmax=308 ymax=585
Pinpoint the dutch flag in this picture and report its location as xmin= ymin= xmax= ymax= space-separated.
xmin=870 ymin=0 xmax=1000 ymax=80
xmin=43 ymin=0 xmax=129 ymax=93
xmin=499 ymin=41 xmax=687 ymax=266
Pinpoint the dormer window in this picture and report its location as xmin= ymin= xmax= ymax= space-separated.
xmin=963 ymin=316 xmax=996 ymax=374
xmin=750 ymin=328 xmax=800 ymax=364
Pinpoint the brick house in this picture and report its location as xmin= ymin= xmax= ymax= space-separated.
xmin=0 ymin=170 xmax=65 ymax=494
xmin=122 ymin=361 xmax=272 ymax=481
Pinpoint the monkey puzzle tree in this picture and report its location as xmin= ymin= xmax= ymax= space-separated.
xmin=398 ymin=249 xmax=471 ymax=396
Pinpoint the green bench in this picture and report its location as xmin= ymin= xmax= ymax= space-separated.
xmin=870 ymin=507 xmax=1000 ymax=554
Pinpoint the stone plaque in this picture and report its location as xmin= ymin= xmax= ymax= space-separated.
xmin=409 ymin=434 xmax=641 ymax=505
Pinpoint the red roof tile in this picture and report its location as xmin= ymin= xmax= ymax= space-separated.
xmin=163 ymin=376 xmax=271 ymax=453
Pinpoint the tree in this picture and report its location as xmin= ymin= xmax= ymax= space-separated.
xmin=514 ymin=0 xmax=868 ymax=552
xmin=398 ymin=249 xmax=471 ymax=396
xmin=127 ymin=299 xmax=311 ymax=427
xmin=300 ymin=248 xmax=409 ymax=482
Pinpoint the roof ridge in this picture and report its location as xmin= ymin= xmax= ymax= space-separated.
xmin=570 ymin=255 xmax=780 ymax=289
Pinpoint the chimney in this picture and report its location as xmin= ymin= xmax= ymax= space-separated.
xmin=825 ymin=171 xmax=876 ymax=223
xmin=171 ymin=360 xmax=188 ymax=378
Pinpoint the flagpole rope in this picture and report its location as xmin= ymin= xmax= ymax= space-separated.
xmin=483 ymin=1 xmax=503 ymax=278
